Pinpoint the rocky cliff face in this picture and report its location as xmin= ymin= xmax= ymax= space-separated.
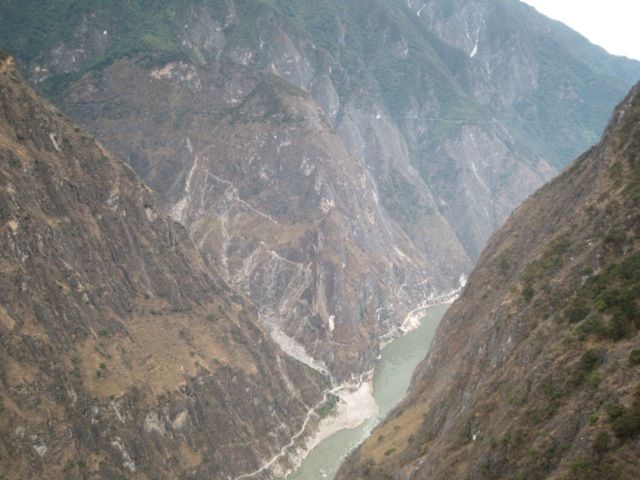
xmin=337 ymin=82 xmax=640 ymax=479
xmin=0 ymin=56 xmax=328 ymax=479
xmin=1 ymin=0 xmax=638 ymax=380
xmin=61 ymin=60 xmax=468 ymax=381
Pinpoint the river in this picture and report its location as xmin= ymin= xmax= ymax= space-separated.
xmin=286 ymin=303 xmax=448 ymax=480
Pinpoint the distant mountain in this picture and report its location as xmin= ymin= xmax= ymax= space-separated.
xmin=0 ymin=54 xmax=327 ymax=479
xmin=337 ymin=80 xmax=640 ymax=479
xmin=1 ymin=0 xmax=638 ymax=381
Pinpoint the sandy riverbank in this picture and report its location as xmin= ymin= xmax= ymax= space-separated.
xmin=277 ymin=379 xmax=378 ymax=478
xmin=284 ymin=302 xmax=449 ymax=479
xmin=284 ymin=295 xmax=458 ymax=476
xmin=248 ymin=294 xmax=459 ymax=479
xmin=308 ymin=381 xmax=378 ymax=450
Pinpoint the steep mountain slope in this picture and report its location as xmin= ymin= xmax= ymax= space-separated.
xmin=337 ymin=82 xmax=640 ymax=479
xmin=1 ymin=0 xmax=638 ymax=380
xmin=62 ymin=59 xmax=468 ymax=381
xmin=0 ymin=54 xmax=328 ymax=479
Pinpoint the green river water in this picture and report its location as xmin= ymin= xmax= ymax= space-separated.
xmin=286 ymin=303 xmax=448 ymax=480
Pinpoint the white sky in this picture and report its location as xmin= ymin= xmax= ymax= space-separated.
xmin=521 ymin=0 xmax=640 ymax=60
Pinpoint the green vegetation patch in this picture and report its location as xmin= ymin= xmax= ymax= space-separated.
xmin=568 ymin=455 xmax=621 ymax=480
xmin=571 ymin=253 xmax=640 ymax=341
xmin=522 ymin=235 xmax=572 ymax=283
xmin=0 ymin=0 xmax=207 ymax=98
xmin=575 ymin=349 xmax=603 ymax=387
xmin=608 ymin=385 xmax=640 ymax=440
xmin=519 ymin=235 xmax=571 ymax=302
xmin=565 ymin=298 xmax=590 ymax=323
xmin=315 ymin=392 xmax=339 ymax=419
xmin=629 ymin=349 xmax=640 ymax=366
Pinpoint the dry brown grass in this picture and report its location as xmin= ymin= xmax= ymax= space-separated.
xmin=79 ymin=300 xmax=257 ymax=399
xmin=0 ymin=305 xmax=16 ymax=331
xmin=362 ymin=402 xmax=427 ymax=464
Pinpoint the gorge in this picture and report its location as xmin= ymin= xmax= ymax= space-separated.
xmin=288 ymin=304 xmax=448 ymax=480
xmin=1 ymin=0 xmax=640 ymax=478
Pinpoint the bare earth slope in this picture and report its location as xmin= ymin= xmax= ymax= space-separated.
xmin=337 ymin=82 xmax=640 ymax=480
xmin=0 ymin=55 xmax=327 ymax=479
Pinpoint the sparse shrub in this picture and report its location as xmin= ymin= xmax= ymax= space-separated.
xmin=608 ymin=386 xmax=640 ymax=439
xmin=316 ymin=393 xmax=338 ymax=418
xmin=584 ymin=371 xmax=601 ymax=388
xmin=593 ymin=431 xmax=612 ymax=454
xmin=570 ymin=253 xmax=640 ymax=342
xmin=6 ymin=151 xmax=20 ymax=168
xmin=542 ymin=380 xmax=562 ymax=400
xmin=566 ymin=299 xmax=590 ymax=323
xmin=609 ymin=408 xmax=640 ymax=439
xmin=619 ymin=255 xmax=640 ymax=280
xmin=607 ymin=313 xmax=634 ymax=341
xmin=576 ymin=350 xmax=603 ymax=385
xmin=522 ymin=283 xmax=535 ymax=302
xmin=604 ymin=229 xmax=626 ymax=250
xmin=576 ymin=316 xmax=607 ymax=339
xmin=629 ymin=349 xmax=640 ymax=366
xmin=569 ymin=456 xmax=621 ymax=480
xmin=498 ymin=256 xmax=511 ymax=276
xmin=521 ymin=236 xmax=571 ymax=291
xmin=384 ymin=448 xmax=396 ymax=456
xmin=582 ymin=266 xmax=594 ymax=276
xmin=480 ymin=460 xmax=493 ymax=474
xmin=596 ymin=299 xmax=608 ymax=312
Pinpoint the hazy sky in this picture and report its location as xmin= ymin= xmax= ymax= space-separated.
xmin=522 ymin=0 xmax=640 ymax=60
